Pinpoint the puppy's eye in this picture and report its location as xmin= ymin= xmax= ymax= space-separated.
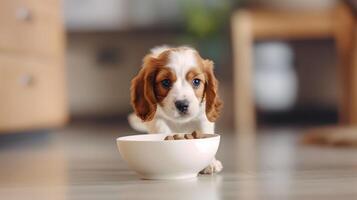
xmin=192 ymin=78 xmax=201 ymax=88
xmin=161 ymin=79 xmax=171 ymax=89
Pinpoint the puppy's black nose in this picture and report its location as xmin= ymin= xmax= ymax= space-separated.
xmin=175 ymin=100 xmax=189 ymax=114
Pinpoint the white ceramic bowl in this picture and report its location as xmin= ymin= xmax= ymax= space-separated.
xmin=117 ymin=134 xmax=220 ymax=180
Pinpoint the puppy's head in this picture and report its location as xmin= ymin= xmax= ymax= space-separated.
xmin=131 ymin=46 xmax=222 ymax=123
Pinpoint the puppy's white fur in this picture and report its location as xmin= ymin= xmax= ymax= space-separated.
xmin=129 ymin=46 xmax=222 ymax=174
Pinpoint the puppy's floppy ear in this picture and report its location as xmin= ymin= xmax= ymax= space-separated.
xmin=203 ymin=59 xmax=223 ymax=122
xmin=130 ymin=56 xmax=158 ymax=121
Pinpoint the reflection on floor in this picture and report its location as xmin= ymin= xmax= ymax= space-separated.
xmin=0 ymin=122 xmax=357 ymax=200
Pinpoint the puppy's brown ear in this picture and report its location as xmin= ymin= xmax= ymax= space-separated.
xmin=203 ymin=59 xmax=222 ymax=122
xmin=131 ymin=56 xmax=158 ymax=121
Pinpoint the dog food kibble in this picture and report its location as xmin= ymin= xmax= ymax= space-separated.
xmin=184 ymin=133 xmax=194 ymax=139
xmin=192 ymin=131 xmax=202 ymax=139
xmin=164 ymin=135 xmax=174 ymax=140
xmin=173 ymin=134 xmax=185 ymax=140
xmin=164 ymin=131 xmax=211 ymax=140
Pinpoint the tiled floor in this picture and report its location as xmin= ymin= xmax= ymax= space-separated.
xmin=0 ymin=122 xmax=357 ymax=200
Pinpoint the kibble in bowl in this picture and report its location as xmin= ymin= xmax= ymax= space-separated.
xmin=164 ymin=131 xmax=213 ymax=140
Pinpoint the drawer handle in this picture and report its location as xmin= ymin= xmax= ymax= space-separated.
xmin=18 ymin=74 xmax=35 ymax=87
xmin=15 ymin=7 xmax=32 ymax=21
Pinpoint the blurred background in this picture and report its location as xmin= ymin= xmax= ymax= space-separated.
xmin=1 ymin=0 xmax=353 ymax=133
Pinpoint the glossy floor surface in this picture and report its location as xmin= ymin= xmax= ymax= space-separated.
xmin=1 ymin=123 xmax=357 ymax=200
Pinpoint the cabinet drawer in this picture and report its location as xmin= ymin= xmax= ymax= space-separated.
xmin=0 ymin=56 xmax=68 ymax=131
xmin=0 ymin=0 xmax=63 ymax=58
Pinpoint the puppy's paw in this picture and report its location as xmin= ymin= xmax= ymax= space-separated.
xmin=200 ymin=159 xmax=223 ymax=174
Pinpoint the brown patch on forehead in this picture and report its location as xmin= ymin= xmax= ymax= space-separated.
xmin=141 ymin=49 xmax=177 ymax=105
xmin=186 ymin=67 xmax=204 ymax=80
xmin=144 ymin=50 xmax=170 ymax=68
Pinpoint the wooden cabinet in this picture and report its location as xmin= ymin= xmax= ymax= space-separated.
xmin=0 ymin=0 xmax=68 ymax=132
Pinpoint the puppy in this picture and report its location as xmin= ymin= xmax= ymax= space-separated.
xmin=128 ymin=46 xmax=223 ymax=174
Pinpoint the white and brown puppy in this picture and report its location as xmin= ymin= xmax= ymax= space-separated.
xmin=128 ymin=46 xmax=223 ymax=174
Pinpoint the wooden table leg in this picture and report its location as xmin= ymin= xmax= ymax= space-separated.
xmin=231 ymin=10 xmax=256 ymax=134
xmin=350 ymin=28 xmax=357 ymax=124
xmin=334 ymin=2 xmax=356 ymax=124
